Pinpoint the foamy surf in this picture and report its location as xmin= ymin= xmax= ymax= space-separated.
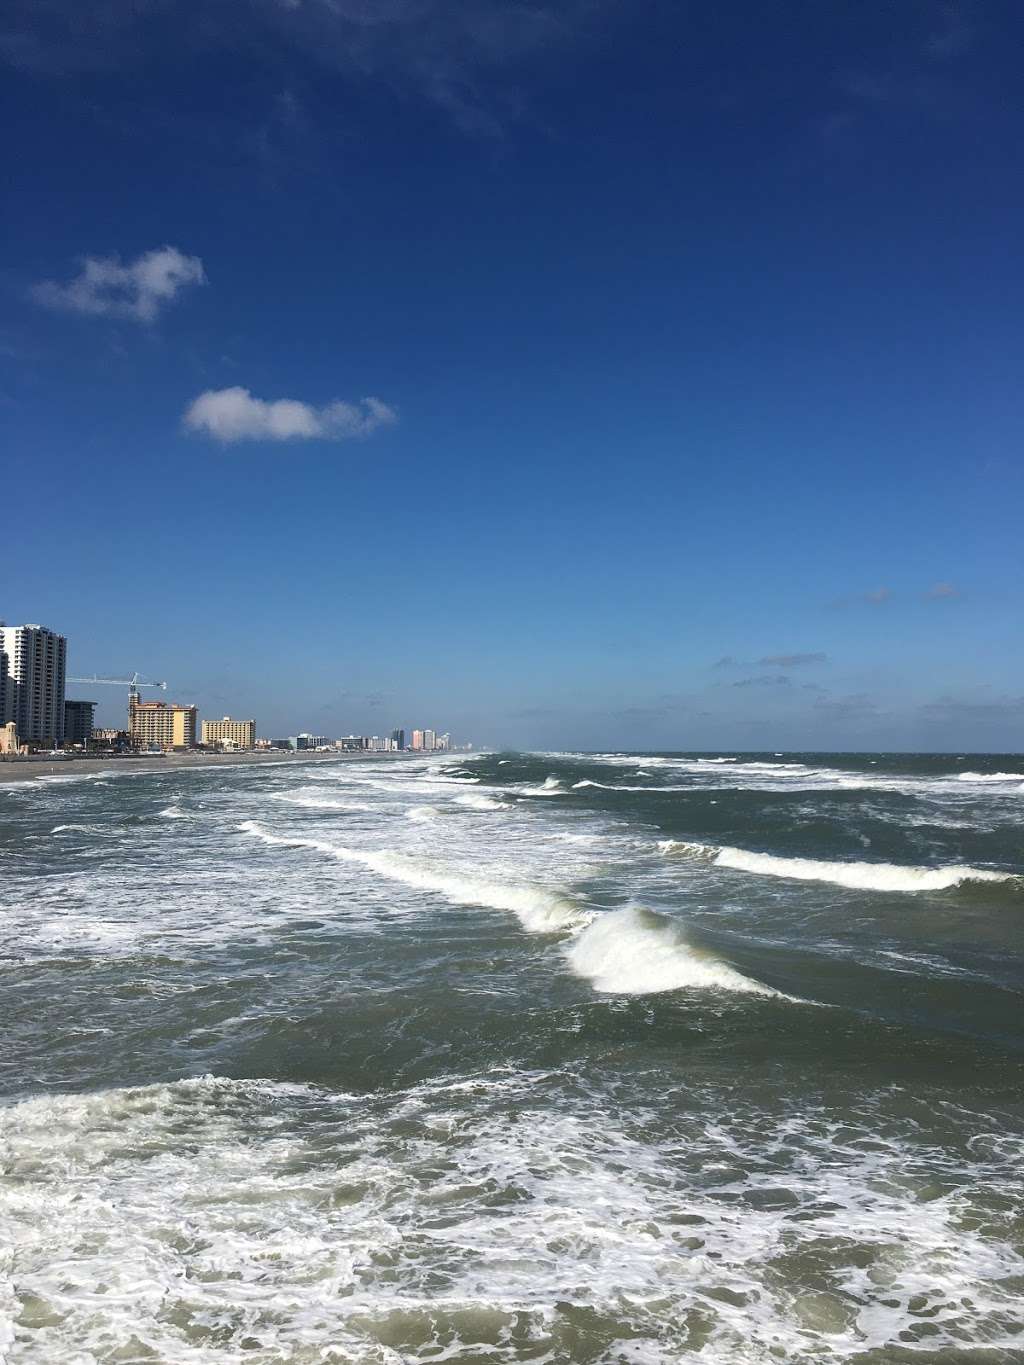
xmin=567 ymin=907 xmax=779 ymax=997
xmin=519 ymin=776 xmax=567 ymax=796
xmin=238 ymin=821 xmax=584 ymax=932
xmin=454 ymin=793 xmax=508 ymax=811
xmin=407 ymin=804 xmax=443 ymax=821
xmin=659 ymin=840 xmax=1013 ymax=893
xmin=274 ymin=792 xmax=376 ymax=812
xmin=957 ymin=771 xmax=1024 ymax=783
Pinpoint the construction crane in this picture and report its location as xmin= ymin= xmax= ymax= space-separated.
xmin=67 ymin=673 xmax=168 ymax=723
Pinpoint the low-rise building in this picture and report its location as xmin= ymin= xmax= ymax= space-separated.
xmin=289 ymin=733 xmax=331 ymax=750
xmin=202 ymin=716 xmax=256 ymax=749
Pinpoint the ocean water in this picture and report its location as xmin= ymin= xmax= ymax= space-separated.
xmin=1 ymin=750 xmax=1023 ymax=1364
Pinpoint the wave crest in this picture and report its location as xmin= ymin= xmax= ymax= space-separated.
xmin=567 ymin=907 xmax=778 ymax=997
xmin=238 ymin=821 xmax=583 ymax=932
xmin=658 ymin=840 xmax=1013 ymax=893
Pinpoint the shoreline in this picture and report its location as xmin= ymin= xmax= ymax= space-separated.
xmin=0 ymin=749 xmax=420 ymax=785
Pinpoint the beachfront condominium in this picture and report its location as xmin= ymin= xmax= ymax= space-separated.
xmin=391 ymin=728 xmax=405 ymax=751
xmin=423 ymin=728 xmax=436 ymax=752
xmin=129 ymin=697 xmax=198 ymax=750
xmin=411 ymin=729 xmax=424 ymax=751
xmin=202 ymin=716 xmax=256 ymax=749
xmin=64 ymin=699 xmax=97 ymax=746
xmin=0 ymin=623 xmax=67 ymax=745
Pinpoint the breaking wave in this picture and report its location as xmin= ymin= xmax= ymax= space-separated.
xmin=407 ymin=805 xmax=443 ymax=822
xmin=274 ymin=792 xmax=376 ymax=812
xmin=659 ymin=841 xmax=1014 ymax=893
xmin=454 ymin=793 xmax=508 ymax=811
xmin=238 ymin=821 xmax=584 ymax=932
xmin=567 ymin=907 xmax=779 ymax=997
xmin=957 ymin=771 xmax=1024 ymax=783
xmin=519 ymin=776 xmax=567 ymax=796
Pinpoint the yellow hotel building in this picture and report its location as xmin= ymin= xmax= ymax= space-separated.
xmin=129 ymin=698 xmax=198 ymax=750
xmin=202 ymin=716 xmax=256 ymax=749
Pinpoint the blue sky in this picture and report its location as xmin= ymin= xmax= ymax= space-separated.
xmin=3 ymin=0 xmax=1022 ymax=749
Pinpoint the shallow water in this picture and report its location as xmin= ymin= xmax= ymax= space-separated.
xmin=1 ymin=751 xmax=1022 ymax=1362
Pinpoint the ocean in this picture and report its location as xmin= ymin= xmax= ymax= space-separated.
xmin=1 ymin=750 xmax=1022 ymax=1363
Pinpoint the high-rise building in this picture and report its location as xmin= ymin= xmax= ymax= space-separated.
xmin=411 ymin=729 xmax=424 ymax=751
xmin=202 ymin=716 xmax=256 ymax=749
xmin=391 ymin=728 xmax=405 ymax=751
xmin=423 ymin=728 xmax=436 ymax=752
xmin=0 ymin=650 xmax=8 ymax=733
xmin=64 ymin=700 xmax=97 ymax=746
xmin=129 ymin=697 xmax=197 ymax=750
xmin=0 ymin=624 xmax=67 ymax=745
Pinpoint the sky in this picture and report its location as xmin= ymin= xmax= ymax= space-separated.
xmin=3 ymin=0 xmax=1023 ymax=750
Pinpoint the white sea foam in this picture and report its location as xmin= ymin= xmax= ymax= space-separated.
xmin=454 ymin=793 xmax=508 ymax=811
xmin=407 ymin=804 xmax=442 ymax=822
xmin=567 ymin=907 xmax=779 ymax=997
xmin=158 ymin=804 xmax=188 ymax=819
xmin=274 ymin=791 xmax=376 ymax=812
xmin=957 ymin=771 xmax=1024 ymax=783
xmin=658 ymin=840 xmax=1013 ymax=892
xmin=519 ymin=776 xmax=567 ymax=796
xmin=572 ymin=778 xmax=684 ymax=793
xmin=238 ymin=821 xmax=584 ymax=931
xmin=2 ymin=1072 xmax=1020 ymax=1364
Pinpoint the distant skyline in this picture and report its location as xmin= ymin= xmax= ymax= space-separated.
xmin=3 ymin=1 xmax=1022 ymax=750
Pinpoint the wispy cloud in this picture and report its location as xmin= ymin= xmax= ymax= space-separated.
xmin=32 ymin=246 xmax=205 ymax=322
xmin=758 ymin=652 xmax=827 ymax=668
xmin=183 ymin=387 xmax=397 ymax=443
xmin=828 ymin=586 xmax=893 ymax=609
xmin=926 ymin=5 xmax=974 ymax=61
xmin=0 ymin=0 xmax=602 ymax=137
xmin=714 ymin=652 xmax=827 ymax=670
xmin=926 ymin=582 xmax=958 ymax=599
xmin=920 ymin=693 xmax=1024 ymax=723
xmin=813 ymin=692 xmax=879 ymax=721
xmin=732 ymin=674 xmax=791 ymax=689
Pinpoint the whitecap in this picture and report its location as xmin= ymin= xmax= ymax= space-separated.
xmin=658 ymin=840 xmax=1013 ymax=893
xmin=567 ymin=906 xmax=778 ymax=997
xmin=238 ymin=821 xmax=584 ymax=932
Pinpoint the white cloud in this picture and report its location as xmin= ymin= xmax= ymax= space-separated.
xmin=183 ymin=386 xmax=398 ymax=443
xmin=32 ymin=245 xmax=205 ymax=322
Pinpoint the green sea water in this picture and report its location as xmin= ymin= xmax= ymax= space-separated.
xmin=1 ymin=751 xmax=1022 ymax=1362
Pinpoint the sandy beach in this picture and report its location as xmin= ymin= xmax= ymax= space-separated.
xmin=0 ymin=748 xmax=414 ymax=784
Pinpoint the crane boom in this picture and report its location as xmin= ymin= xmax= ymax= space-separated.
xmin=66 ymin=674 xmax=168 ymax=726
xmin=68 ymin=676 xmax=167 ymax=689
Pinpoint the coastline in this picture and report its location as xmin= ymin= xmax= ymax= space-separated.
xmin=0 ymin=748 xmax=418 ymax=785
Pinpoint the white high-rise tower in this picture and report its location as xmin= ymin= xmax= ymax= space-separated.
xmin=0 ymin=624 xmax=67 ymax=745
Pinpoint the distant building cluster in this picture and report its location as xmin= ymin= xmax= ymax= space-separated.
xmin=263 ymin=728 xmax=461 ymax=754
xmin=0 ymin=619 xmax=467 ymax=758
